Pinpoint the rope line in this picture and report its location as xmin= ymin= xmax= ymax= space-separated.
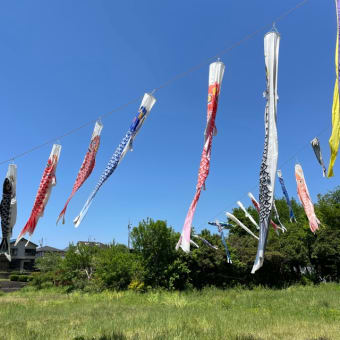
xmin=0 ymin=0 xmax=311 ymax=165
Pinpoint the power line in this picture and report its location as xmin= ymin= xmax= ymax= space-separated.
xmin=0 ymin=0 xmax=311 ymax=166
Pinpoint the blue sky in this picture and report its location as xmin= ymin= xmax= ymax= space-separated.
xmin=0 ymin=0 xmax=338 ymax=249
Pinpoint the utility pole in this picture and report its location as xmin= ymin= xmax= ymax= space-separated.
xmin=128 ymin=220 xmax=131 ymax=250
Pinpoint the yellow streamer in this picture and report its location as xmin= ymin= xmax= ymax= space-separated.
xmin=328 ymin=3 xmax=340 ymax=178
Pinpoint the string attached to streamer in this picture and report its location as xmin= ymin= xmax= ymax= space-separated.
xmin=177 ymin=61 xmax=225 ymax=253
xmin=73 ymin=93 xmax=156 ymax=227
xmin=57 ymin=121 xmax=103 ymax=225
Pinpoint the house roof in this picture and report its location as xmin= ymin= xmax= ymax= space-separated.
xmin=10 ymin=238 xmax=38 ymax=247
xmin=36 ymin=246 xmax=64 ymax=252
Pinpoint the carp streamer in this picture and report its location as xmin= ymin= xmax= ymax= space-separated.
xmin=57 ymin=121 xmax=103 ymax=225
xmin=277 ymin=170 xmax=296 ymax=222
xmin=0 ymin=164 xmax=17 ymax=261
xmin=177 ymin=61 xmax=225 ymax=252
xmin=73 ymin=93 xmax=156 ymax=227
xmin=252 ymin=30 xmax=280 ymax=274
xmin=15 ymin=144 xmax=61 ymax=246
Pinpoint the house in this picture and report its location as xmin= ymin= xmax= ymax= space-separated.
xmin=77 ymin=241 xmax=106 ymax=248
xmin=36 ymin=246 xmax=65 ymax=258
xmin=0 ymin=238 xmax=37 ymax=272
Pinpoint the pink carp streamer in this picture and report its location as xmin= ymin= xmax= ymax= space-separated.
xmin=15 ymin=144 xmax=61 ymax=246
xmin=295 ymin=164 xmax=320 ymax=233
xmin=176 ymin=61 xmax=225 ymax=252
xmin=57 ymin=121 xmax=103 ymax=225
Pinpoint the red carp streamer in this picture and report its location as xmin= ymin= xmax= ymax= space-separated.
xmin=177 ymin=61 xmax=225 ymax=252
xmin=57 ymin=121 xmax=103 ymax=224
xmin=15 ymin=144 xmax=61 ymax=246
xmin=295 ymin=163 xmax=320 ymax=233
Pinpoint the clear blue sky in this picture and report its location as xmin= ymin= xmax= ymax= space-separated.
xmin=0 ymin=0 xmax=338 ymax=249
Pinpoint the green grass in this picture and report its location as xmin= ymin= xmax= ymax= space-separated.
xmin=0 ymin=284 xmax=339 ymax=339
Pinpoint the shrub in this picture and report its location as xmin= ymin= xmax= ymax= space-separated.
xmin=9 ymin=274 xmax=19 ymax=281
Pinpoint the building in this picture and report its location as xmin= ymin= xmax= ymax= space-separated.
xmin=0 ymin=238 xmax=37 ymax=272
xmin=36 ymin=246 xmax=65 ymax=258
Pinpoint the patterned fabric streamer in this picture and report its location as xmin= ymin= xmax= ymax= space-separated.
xmin=73 ymin=93 xmax=156 ymax=227
xmin=272 ymin=201 xmax=287 ymax=232
xmin=177 ymin=61 xmax=225 ymax=252
xmin=208 ymin=221 xmax=232 ymax=229
xmin=328 ymin=0 xmax=340 ymax=177
xmin=252 ymin=30 xmax=280 ymax=274
xmin=57 ymin=121 xmax=103 ymax=225
xmin=248 ymin=192 xmax=282 ymax=233
xmin=0 ymin=164 xmax=17 ymax=261
xmin=190 ymin=239 xmax=199 ymax=248
xmin=15 ymin=144 xmax=61 ymax=246
xmin=216 ymin=220 xmax=232 ymax=263
xmin=277 ymin=170 xmax=296 ymax=222
xmin=226 ymin=212 xmax=259 ymax=240
xmin=193 ymin=234 xmax=218 ymax=250
xmin=295 ymin=164 xmax=320 ymax=233
xmin=236 ymin=200 xmax=259 ymax=229
xmin=310 ymin=137 xmax=327 ymax=177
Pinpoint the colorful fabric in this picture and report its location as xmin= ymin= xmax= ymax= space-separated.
xmin=252 ymin=31 xmax=280 ymax=274
xmin=226 ymin=212 xmax=259 ymax=240
xmin=295 ymin=163 xmax=320 ymax=233
xmin=216 ymin=221 xmax=232 ymax=263
xmin=311 ymin=137 xmax=327 ymax=177
xmin=208 ymin=221 xmax=232 ymax=228
xmin=272 ymin=201 xmax=287 ymax=232
xmin=177 ymin=61 xmax=225 ymax=252
xmin=277 ymin=169 xmax=296 ymax=222
xmin=190 ymin=239 xmax=199 ymax=248
xmin=236 ymin=200 xmax=259 ymax=229
xmin=57 ymin=121 xmax=103 ymax=225
xmin=73 ymin=93 xmax=156 ymax=227
xmin=328 ymin=0 xmax=340 ymax=177
xmin=248 ymin=192 xmax=281 ymax=233
xmin=193 ymin=234 xmax=218 ymax=250
xmin=15 ymin=144 xmax=61 ymax=246
xmin=0 ymin=164 xmax=17 ymax=261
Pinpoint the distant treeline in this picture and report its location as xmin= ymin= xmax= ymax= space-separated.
xmin=32 ymin=186 xmax=340 ymax=291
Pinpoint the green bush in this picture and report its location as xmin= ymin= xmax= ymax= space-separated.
xmin=9 ymin=274 xmax=19 ymax=281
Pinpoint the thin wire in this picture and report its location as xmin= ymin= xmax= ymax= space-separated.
xmin=197 ymin=122 xmax=331 ymax=232
xmin=0 ymin=0 xmax=310 ymax=166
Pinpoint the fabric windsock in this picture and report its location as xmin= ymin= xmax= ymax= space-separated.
xmin=73 ymin=94 xmax=156 ymax=227
xmin=216 ymin=220 xmax=232 ymax=263
xmin=193 ymin=234 xmax=218 ymax=250
xmin=295 ymin=163 xmax=320 ymax=233
xmin=226 ymin=212 xmax=259 ymax=240
xmin=277 ymin=170 xmax=296 ymax=222
xmin=177 ymin=61 xmax=225 ymax=253
xmin=310 ymin=137 xmax=327 ymax=177
xmin=57 ymin=121 xmax=103 ymax=225
xmin=236 ymin=200 xmax=259 ymax=229
xmin=272 ymin=201 xmax=287 ymax=232
xmin=0 ymin=164 xmax=17 ymax=261
xmin=328 ymin=0 xmax=340 ymax=177
xmin=15 ymin=144 xmax=61 ymax=246
xmin=252 ymin=30 xmax=280 ymax=274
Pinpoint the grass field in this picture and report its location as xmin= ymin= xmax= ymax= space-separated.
xmin=0 ymin=284 xmax=339 ymax=340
